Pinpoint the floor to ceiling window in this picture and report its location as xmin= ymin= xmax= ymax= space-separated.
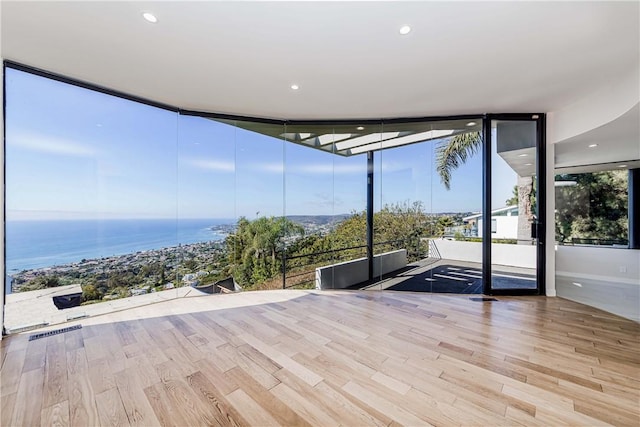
xmin=368 ymin=120 xmax=484 ymax=292
xmin=489 ymin=119 xmax=539 ymax=292
xmin=2 ymin=64 xmax=545 ymax=333
xmin=4 ymin=67 xmax=182 ymax=332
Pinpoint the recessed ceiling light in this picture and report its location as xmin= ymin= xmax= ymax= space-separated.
xmin=290 ymin=84 xmax=299 ymax=90
xmin=399 ymin=25 xmax=411 ymax=35
xmin=357 ymin=126 xmax=365 ymax=131
xmin=588 ymin=144 xmax=598 ymax=148
xmin=618 ymin=164 xmax=627 ymax=168
xmin=524 ymin=163 xmax=533 ymax=166
xmin=518 ymin=154 xmax=528 ymax=157
xmin=466 ymin=122 xmax=477 ymax=127
xmin=142 ymin=12 xmax=158 ymax=23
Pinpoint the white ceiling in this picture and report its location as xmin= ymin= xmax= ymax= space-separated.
xmin=2 ymin=1 xmax=638 ymax=120
xmin=555 ymin=103 xmax=640 ymax=173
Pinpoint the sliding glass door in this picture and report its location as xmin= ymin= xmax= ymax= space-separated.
xmin=484 ymin=115 xmax=545 ymax=295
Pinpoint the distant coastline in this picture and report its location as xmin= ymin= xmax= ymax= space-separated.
xmin=4 ymin=218 xmax=232 ymax=294
xmin=5 ymin=218 xmax=232 ymax=274
xmin=9 ymin=240 xmax=224 ymax=294
xmin=4 ymin=215 xmax=352 ymax=295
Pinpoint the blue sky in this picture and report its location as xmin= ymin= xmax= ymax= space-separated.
xmin=5 ymin=69 xmax=516 ymax=221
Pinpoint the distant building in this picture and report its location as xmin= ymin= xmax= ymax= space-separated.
xmin=463 ymin=206 xmax=519 ymax=239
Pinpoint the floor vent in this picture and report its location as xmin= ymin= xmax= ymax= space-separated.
xmin=28 ymin=324 xmax=82 ymax=341
xmin=469 ymin=297 xmax=498 ymax=302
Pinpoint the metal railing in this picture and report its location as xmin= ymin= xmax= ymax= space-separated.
xmin=281 ymin=238 xmax=425 ymax=289
xmin=568 ymin=237 xmax=629 ymax=247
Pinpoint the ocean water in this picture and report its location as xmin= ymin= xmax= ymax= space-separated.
xmin=5 ymin=219 xmax=232 ymax=293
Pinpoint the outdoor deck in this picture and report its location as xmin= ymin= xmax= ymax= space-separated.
xmin=1 ymin=289 xmax=638 ymax=426
xmin=357 ymin=258 xmax=536 ymax=293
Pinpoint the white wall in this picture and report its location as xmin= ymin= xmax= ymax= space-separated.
xmin=545 ymin=138 xmax=556 ymax=296
xmin=477 ymin=216 xmax=518 ymax=239
xmin=556 ymin=246 xmax=640 ymax=322
xmin=315 ymin=250 xmax=407 ymax=290
xmin=547 ymin=60 xmax=639 ymax=313
xmin=432 ymin=239 xmax=482 ymax=264
xmin=431 ymin=239 xmax=536 ymax=269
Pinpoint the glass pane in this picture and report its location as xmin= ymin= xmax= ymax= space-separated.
xmin=555 ymin=170 xmax=629 ymax=247
xmin=281 ymin=124 xmax=369 ymax=290
xmin=490 ymin=120 xmax=538 ymax=291
xmin=372 ymin=120 xmax=484 ymax=294
xmin=177 ymin=115 xmax=236 ymax=294
xmin=4 ymin=68 xmax=180 ymax=332
xmin=232 ymin=121 xmax=285 ymax=291
xmin=283 ymin=124 xmax=336 ymax=290
xmin=376 ymin=123 xmax=431 ymax=291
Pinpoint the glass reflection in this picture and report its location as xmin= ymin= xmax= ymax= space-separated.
xmin=490 ymin=120 xmax=538 ymax=291
xmin=3 ymin=65 xmax=501 ymax=335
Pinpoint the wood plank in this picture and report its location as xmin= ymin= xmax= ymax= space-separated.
xmin=121 ymin=354 xmax=161 ymax=389
xmin=87 ymin=357 xmax=116 ymax=394
xmin=64 ymin=328 xmax=85 ymax=351
xmin=11 ymin=367 xmax=45 ymax=427
xmin=144 ymin=382 xmax=177 ymax=427
xmin=1 ymin=348 xmax=27 ymax=396
xmin=342 ymin=380 xmax=434 ymax=426
xmin=22 ymin=337 xmax=47 ymax=373
xmin=2 ymin=290 xmax=639 ymax=427
xmin=371 ymin=371 xmax=411 ymax=395
xmin=218 ymin=343 xmax=280 ymax=390
xmin=271 ymin=381 xmax=339 ymax=426
xmin=154 ymin=360 xmax=225 ymax=426
xmin=113 ymin=368 xmax=160 ymax=427
xmin=186 ymin=370 xmax=247 ymax=426
xmin=43 ymin=335 xmax=68 ymax=408
xmin=66 ymin=347 xmax=89 ymax=377
xmin=95 ymin=386 xmax=129 ymax=426
xmin=1 ymin=392 xmax=16 ymax=427
xmin=68 ymin=372 xmax=99 ymax=427
xmin=239 ymin=333 xmax=323 ymax=386
xmin=40 ymin=400 xmax=70 ymax=427
xmin=225 ymin=388 xmax=281 ymax=427
xmin=225 ymin=366 xmax=312 ymax=427
xmin=274 ymin=367 xmax=388 ymax=427
xmin=196 ymin=357 xmax=239 ymax=396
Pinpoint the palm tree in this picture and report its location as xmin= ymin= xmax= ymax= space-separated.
xmin=435 ymin=132 xmax=482 ymax=190
xmin=435 ymin=131 xmax=534 ymax=243
xmin=226 ymin=216 xmax=305 ymax=286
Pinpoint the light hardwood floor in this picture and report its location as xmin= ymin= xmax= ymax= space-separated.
xmin=1 ymin=290 xmax=639 ymax=426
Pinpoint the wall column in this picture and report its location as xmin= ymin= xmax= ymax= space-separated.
xmin=629 ymin=169 xmax=640 ymax=249
xmin=367 ymin=151 xmax=374 ymax=281
xmin=482 ymin=117 xmax=492 ymax=294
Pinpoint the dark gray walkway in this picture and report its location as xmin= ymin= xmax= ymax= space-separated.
xmin=357 ymin=258 xmax=536 ymax=294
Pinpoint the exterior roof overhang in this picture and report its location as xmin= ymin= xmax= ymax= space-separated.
xmin=210 ymin=117 xmax=484 ymax=156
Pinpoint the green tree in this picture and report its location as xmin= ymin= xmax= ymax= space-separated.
xmin=436 ymin=216 xmax=454 ymax=237
xmin=182 ymin=259 xmax=198 ymax=271
xmin=29 ymin=275 xmax=61 ymax=289
xmin=436 ymin=131 xmax=537 ymax=242
xmin=226 ymin=216 xmax=304 ymax=288
xmin=435 ymin=132 xmax=482 ymax=190
xmin=505 ymin=185 xmax=518 ymax=206
xmin=81 ymin=283 xmax=101 ymax=302
xmin=555 ymin=171 xmax=628 ymax=244
xmin=299 ymin=202 xmax=431 ymax=263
